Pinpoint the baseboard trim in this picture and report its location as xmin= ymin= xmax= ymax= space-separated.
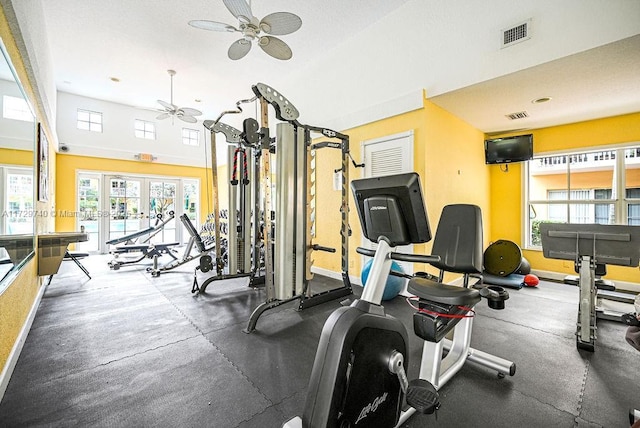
xmin=0 ymin=279 xmax=46 ymax=402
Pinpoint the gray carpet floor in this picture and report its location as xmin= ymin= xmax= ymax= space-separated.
xmin=1 ymin=253 xmax=639 ymax=427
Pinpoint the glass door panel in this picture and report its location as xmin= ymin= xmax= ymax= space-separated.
xmin=107 ymin=177 xmax=143 ymax=243
xmin=77 ymin=175 xmax=100 ymax=252
xmin=148 ymin=179 xmax=177 ymax=244
xmin=182 ymin=180 xmax=199 ymax=243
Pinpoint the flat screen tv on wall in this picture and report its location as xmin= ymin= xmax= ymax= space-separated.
xmin=484 ymin=134 xmax=533 ymax=164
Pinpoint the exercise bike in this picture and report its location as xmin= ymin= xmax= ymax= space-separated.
xmin=284 ymin=173 xmax=515 ymax=428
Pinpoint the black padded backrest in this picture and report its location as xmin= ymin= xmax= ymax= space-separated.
xmin=430 ymin=204 xmax=483 ymax=274
xmin=179 ymin=214 xmax=207 ymax=252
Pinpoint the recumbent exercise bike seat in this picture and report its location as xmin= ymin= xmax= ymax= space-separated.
xmin=409 ymin=204 xmax=506 ymax=343
xmin=408 ymin=279 xmax=481 ymax=307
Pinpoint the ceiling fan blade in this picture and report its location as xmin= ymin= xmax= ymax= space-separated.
xmin=178 ymin=115 xmax=198 ymax=124
xmin=188 ymin=20 xmax=238 ymax=32
xmin=260 ymin=12 xmax=302 ymax=36
xmin=228 ymin=39 xmax=252 ymax=60
xmin=156 ymin=112 xmax=171 ymax=120
xmin=157 ymin=99 xmax=175 ymax=111
xmin=258 ymin=36 xmax=292 ymax=60
xmin=179 ymin=107 xmax=202 ymax=117
xmin=223 ymin=0 xmax=254 ymax=23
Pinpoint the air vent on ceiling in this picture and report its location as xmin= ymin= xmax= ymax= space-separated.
xmin=505 ymin=111 xmax=529 ymax=120
xmin=502 ymin=19 xmax=531 ymax=48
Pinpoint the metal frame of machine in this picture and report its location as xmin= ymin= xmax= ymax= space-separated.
xmin=197 ymin=83 xmax=356 ymax=333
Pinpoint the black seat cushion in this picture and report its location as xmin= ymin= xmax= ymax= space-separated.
xmin=408 ymin=277 xmax=481 ymax=306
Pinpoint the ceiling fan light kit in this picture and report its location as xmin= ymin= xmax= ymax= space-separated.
xmin=156 ymin=69 xmax=202 ymax=123
xmin=188 ymin=0 xmax=302 ymax=60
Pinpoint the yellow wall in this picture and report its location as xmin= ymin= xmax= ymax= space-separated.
xmin=313 ymin=95 xmax=490 ymax=279
xmin=0 ymin=4 xmax=48 ymax=379
xmin=0 ymin=148 xmax=33 ymax=166
xmin=490 ymin=112 xmax=640 ymax=283
xmin=55 ymin=154 xmax=216 ymax=232
xmin=489 ymin=162 xmax=525 ymax=245
xmin=216 ymin=164 xmax=229 ymax=215
xmin=422 ymin=98 xmax=491 ymax=229
xmin=0 ymin=258 xmax=37 ymax=374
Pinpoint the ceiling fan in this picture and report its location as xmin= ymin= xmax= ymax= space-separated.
xmin=188 ymin=0 xmax=302 ymax=61
xmin=156 ymin=69 xmax=202 ymax=123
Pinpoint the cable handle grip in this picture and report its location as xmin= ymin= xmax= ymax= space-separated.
xmin=356 ymin=246 xmax=440 ymax=264
xmin=311 ymin=244 xmax=336 ymax=253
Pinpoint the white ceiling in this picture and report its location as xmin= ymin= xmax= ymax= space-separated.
xmin=10 ymin=0 xmax=640 ymax=135
xmin=430 ymin=34 xmax=640 ymax=134
xmin=38 ymin=0 xmax=409 ymax=125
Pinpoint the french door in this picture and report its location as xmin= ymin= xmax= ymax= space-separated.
xmin=104 ymin=176 xmax=179 ymax=249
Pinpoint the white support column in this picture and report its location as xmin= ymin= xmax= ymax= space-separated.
xmin=360 ymin=238 xmax=393 ymax=306
xmin=275 ymin=123 xmax=297 ymax=299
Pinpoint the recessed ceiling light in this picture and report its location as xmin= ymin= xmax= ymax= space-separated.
xmin=532 ymin=97 xmax=552 ymax=104
xmin=110 ymin=77 xmax=120 ymax=82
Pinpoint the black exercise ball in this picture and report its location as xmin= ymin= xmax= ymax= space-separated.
xmin=516 ymin=257 xmax=531 ymax=275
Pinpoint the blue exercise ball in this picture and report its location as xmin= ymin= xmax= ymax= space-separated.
xmin=361 ymin=259 xmax=405 ymax=301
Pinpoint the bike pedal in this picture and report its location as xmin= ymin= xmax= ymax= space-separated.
xmin=406 ymin=379 xmax=440 ymax=415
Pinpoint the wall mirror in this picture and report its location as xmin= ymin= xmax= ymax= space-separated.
xmin=0 ymin=36 xmax=36 ymax=291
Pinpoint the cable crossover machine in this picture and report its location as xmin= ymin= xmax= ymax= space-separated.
xmin=195 ymin=83 xmax=360 ymax=333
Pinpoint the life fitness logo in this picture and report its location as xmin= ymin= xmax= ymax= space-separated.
xmin=355 ymin=392 xmax=388 ymax=424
